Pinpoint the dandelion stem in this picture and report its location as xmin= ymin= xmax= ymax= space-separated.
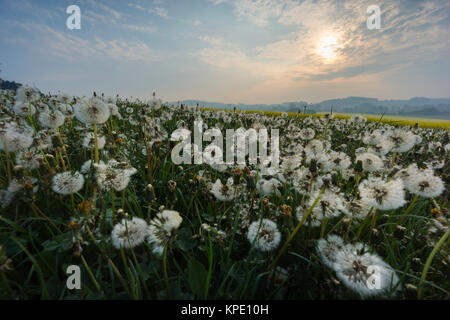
xmin=121 ymin=189 xmax=126 ymax=209
xmin=30 ymin=202 xmax=62 ymax=233
xmin=1 ymin=140 xmax=12 ymax=183
xmin=391 ymin=152 xmax=397 ymax=168
xmin=57 ymin=128 xmax=71 ymax=170
xmin=92 ymin=124 xmax=100 ymax=210
xmin=38 ymin=148 xmax=51 ymax=169
xmin=163 ymin=244 xmax=172 ymax=300
xmin=320 ymin=218 xmax=328 ymax=238
xmin=204 ymin=233 xmax=213 ymax=299
xmin=58 ymin=149 xmax=66 ymax=171
xmin=0 ymin=271 xmax=13 ymax=299
xmin=398 ymin=194 xmax=419 ymax=225
xmin=81 ymin=254 xmax=105 ymax=297
xmin=111 ymin=190 xmax=115 ymax=214
xmin=93 ymin=123 xmax=99 ymax=164
xmin=417 ymin=229 xmax=450 ymax=299
xmin=344 ymin=217 xmax=353 ymax=241
xmin=354 ymin=207 xmax=373 ymax=241
xmin=269 ymin=188 xmax=324 ymax=270
xmin=84 ymin=224 xmax=130 ymax=296
xmin=70 ymin=194 xmax=76 ymax=214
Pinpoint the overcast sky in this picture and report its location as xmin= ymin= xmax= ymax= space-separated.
xmin=0 ymin=0 xmax=449 ymax=104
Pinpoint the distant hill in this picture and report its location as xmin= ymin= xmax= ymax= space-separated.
xmin=1 ymin=77 xmax=448 ymax=119
xmin=175 ymin=97 xmax=450 ymax=119
xmin=0 ymin=78 xmax=22 ymax=91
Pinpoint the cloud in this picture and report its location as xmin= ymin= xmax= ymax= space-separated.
xmin=198 ymin=36 xmax=234 ymax=47
xmin=127 ymin=3 xmax=145 ymax=11
xmin=128 ymin=3 xmax=171 ymax=20
xmin=148 ymin=7 xmax=170 ymax=19
xmin=203 ymin=0 xmax=450 ymax=83
xmin=83 ymin=0 xmax=125 ymax=25
xmin=121 ymin=24 xmax=157 ymax=35
xmin=128 ymin=2 xmax=200 ymax=26
xmin=94 ymin=38 xmax=156 ymax=62
xmin=0 ymin=19 xmax=157 ymax=63
xmin=210 ymin=0 xmax=284 ymax=26
xmin=83 ymin=2 xmax=158 ymax=35
xmin=96 ymin=2 xmax=121 ymax=19
xmin=232 ymin=0 xmax=285 ymax=26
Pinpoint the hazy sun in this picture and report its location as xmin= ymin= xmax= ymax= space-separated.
xmin=317 ymin=36 xmax=339 ymax=61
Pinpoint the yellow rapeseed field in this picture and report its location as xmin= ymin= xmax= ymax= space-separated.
xmin=201 ymin=108 xmax=450 ymax=129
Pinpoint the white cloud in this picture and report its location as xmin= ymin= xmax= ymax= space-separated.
xmin=148 ymin=7 xmax=170 ymax=19
xmin=198 ymin=36 xmax=234 ymax=47
xmin=94 ymin=38 xmax=156 ymax=62
xmin=128 ymin=3 xmax=146 ymax=11
xmin=96 ymin=2 xmax=121 ymax=19
xmin=121 ymin=24 xmax=157 ymax=35
xmin=203 ymin=0 xmax=450 ymax=83
xmin=1 ymin=20 xmax=157 ymax=63
xmin=233 ymin=0 xmax=285 ymax=26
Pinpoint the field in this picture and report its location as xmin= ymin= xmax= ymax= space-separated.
xmin=203 ymin=108 xmax=450 ymax=130
xmin=0 ymin=86 xmax=449 ymax=300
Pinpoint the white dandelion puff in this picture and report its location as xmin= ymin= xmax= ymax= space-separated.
xmin=358 ymin=177 xmax=406 ymax=211
xmin=74 ymin=97 xmax=111 ymax=124
xmin=95 ymin=160 xmax=137 ymax=192
xmin=15 ymin=150 xmax=44 ymax=170
xmin=13 ymin=102 xmax=35 ymax=116
xmin=356 ymin=153 xmax=385 ymax=173
xmin=15 ymin=86 xmax=40 ymax=103
xmin=299 ymin=128 xmax=315 ymax=140
xmin=82 ymin=132 xmax=106 ymax=150
xmin=111 ymin=217 xmax=148 ymax=249
xmin=52 ymin=171 xmax=85 ymax=195
xmin=146 ymin=210 xmax=183 ymax=256
xmin=405 ymin=172 xmax=445 ymax=198
xmin=39 ymin=110 xmax=65 ymax=129
xmin=297 ymin=190 xmax=345 ymax=227
xmin=333 ymin=243 xmax=400 ymax=298
xmin=387 ymin=129 xmax=416 ymax=153
xmin=0 ymin=123 xmax=34 ymax=152
xmin=210 ymin=178 xmax=236 ymax=201
xmin=247 ymin=219 xmax=281 ymax=252
xmin=256 ymin=178 xmax=282 ymax=197
xmin=317 ymin=235 xmax=345 ymax=268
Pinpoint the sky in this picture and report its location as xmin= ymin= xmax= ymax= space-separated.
xmin=0 ymin=0 xmax=449 ymax=104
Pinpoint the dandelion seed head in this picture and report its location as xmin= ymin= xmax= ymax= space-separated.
xmin=356 ymin=153 xmax=385 ymax=172
xmin=111 ymin=217 xmax=148 ymax=249
xmin=317 ymin=235 xmax=345 ymax=268
xmin=333 ymin=243 xmax=400 ymax=297
xmin=247 ymin=219 xmax=281 ymax=252
xmin=39 ymin=110 xmax=65 ymax=129
xmin=52 ymin=171 xmax=85 ymax=195
xmin=74 ymin=97 xmax=111 ymax=124
xmin=358 ymin=177 xmax=406 ymax=211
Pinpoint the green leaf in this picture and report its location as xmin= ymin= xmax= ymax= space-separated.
xmin=176 ymin=228 xmax=197 ymax=252
xmin=187 ymin=257 xmax=207 ymax=297
xmin=41 ymin=232 xmax=72 ymax=252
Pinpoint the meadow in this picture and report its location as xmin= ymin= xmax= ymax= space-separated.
xmin=0 ymin=86 xmax=448 ymax=300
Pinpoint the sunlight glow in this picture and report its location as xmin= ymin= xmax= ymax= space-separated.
xmin=317 ymin=35 xmax=339 ymax=62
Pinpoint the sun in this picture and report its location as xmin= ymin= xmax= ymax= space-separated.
xmin=317 ymin=35 xmax=339 ymax=61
